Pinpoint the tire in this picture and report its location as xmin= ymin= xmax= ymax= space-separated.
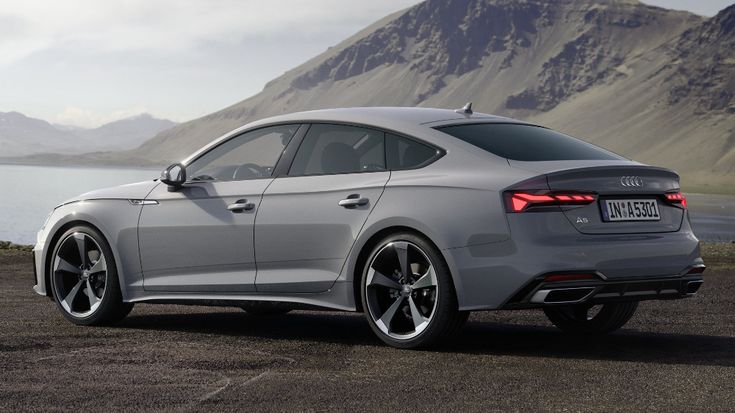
xmin=49 ymin=225 xmax=133 ymax=326
xmin=360 ymin=232 xmax=467 ymax=349
xmin=543 ymin=301 xmax=638 ymax=335
xmin=240 ymin=301 xmax=293 ymax=316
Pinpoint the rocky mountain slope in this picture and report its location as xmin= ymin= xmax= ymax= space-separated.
xmin=0 ymin=112 xmax=177 ymax=157
xmin=0 ymin=112 xmax=80 ymax=157
xmin=57 ymin=1 xmax=735 ymax=189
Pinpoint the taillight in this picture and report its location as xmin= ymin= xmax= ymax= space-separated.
xmin=664 ymin=191 xmax=687 ymax=209
xmin=504 ymin=191 xmax=596 ymax=213
xmin=686 ymin=265 xmax=705 ymax=275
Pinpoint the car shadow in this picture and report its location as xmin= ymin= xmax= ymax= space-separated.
xmin=119 ymin=309 xmax=735 ymax=368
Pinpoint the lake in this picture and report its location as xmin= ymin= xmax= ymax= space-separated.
xmin=0 ymin=164 xmax=732 ymax=245
xmin=0 ymin=164 xmax=157 ymax=244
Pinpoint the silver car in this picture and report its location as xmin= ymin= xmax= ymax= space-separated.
xmin=33 ymin=106 xmax=705 ymax=348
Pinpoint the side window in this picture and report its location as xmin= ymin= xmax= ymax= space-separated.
xmin=386 ymin=133 xmax=438 ymax=170
xmin=289 ymin=124 xmax=386 ymax=176
xmin=186 ymin=125 xmax=298 ymax=182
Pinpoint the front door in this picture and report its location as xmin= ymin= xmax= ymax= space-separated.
xmin=139 ymin=124 xmax=300 ymax=292
xmin=255 ymin=123 xmax=390 ymax=293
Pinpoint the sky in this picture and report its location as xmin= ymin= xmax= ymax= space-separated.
xmin=0 ymin=0 xmax=731 ymax=128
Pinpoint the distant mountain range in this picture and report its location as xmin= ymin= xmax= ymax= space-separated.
xmin=5 ymin=0 xmax=734 ymax=192
xmin=0 ymin=112 xmax=177 ymax=157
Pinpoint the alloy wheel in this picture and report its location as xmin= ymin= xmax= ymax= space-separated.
xmin=52 ymin=232 xmax=108 ymax=318
xmin=365 ymin=241 xmax=439 ymax=340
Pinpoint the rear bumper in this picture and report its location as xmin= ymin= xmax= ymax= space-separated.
xmin=443 ymin=211 xmax=703 ymax=311
xmin=501 ymin=273 xmax=704 ymax=309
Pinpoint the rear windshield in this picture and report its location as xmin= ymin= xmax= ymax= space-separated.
xmin=436 ymin=123 xmax=623 ymax=161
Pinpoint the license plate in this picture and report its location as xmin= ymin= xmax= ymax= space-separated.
xmin=601 ymin=199 xmax=660 ymax=221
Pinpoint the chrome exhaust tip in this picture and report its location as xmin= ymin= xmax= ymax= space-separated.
xmin=530 ymin=287 xmax=596 ymax=304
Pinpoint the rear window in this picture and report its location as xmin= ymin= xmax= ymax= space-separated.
xmin=437 ymin=123 xmax=623 ymax=161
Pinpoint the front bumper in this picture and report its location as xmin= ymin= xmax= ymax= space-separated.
xmin=32 ymin=242 xmax=47 ymax=296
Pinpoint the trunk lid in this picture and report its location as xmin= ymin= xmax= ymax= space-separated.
xmin=509 ymin=161 xmax=685 ymax=234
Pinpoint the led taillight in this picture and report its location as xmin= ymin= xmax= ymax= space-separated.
xmin=687 ymin=266 xmax=705 ymax=275
xmin=505 ymin=191 xmax=596 ymax=213
xmin=665 ymin=192 xmax=687 ymax=209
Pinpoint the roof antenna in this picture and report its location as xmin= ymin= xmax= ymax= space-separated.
xmin=455 ymin=102 xmax=473 ymax=115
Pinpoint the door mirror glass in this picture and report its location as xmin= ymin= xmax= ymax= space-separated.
xmin=160 ymin=163 xmax=186 ymax=188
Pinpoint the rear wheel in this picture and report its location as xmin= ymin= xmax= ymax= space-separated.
xmin=361 ymin=233 xmax=467 ymax=349
xmin=543 ymin=302 xmax=638 ymax=334
xmin=49 ymin=226 xmax=133 ymax=325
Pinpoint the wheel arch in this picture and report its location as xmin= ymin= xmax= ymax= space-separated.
xmin=44 ymin=219 xmax=126 ymax=301
xmin=350 ymin=224 xmax=461 ymax=312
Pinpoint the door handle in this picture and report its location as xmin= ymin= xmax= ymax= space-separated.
xmin=338 ymin=194 xmax=369 ymax=208
xmin=227 ymin=199 xmax=255 ymax=213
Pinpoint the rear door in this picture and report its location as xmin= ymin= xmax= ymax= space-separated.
xmin=254 ymin=124 xmax=390 ymax=293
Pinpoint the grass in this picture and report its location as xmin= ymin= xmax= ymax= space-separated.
xmin=0 ymin=241 xmax=32 ymax=252
xmin=700 ymin=242 xmax=735 ymax=270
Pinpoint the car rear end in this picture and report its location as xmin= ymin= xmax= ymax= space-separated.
xmin=500 ymin=163 xmax=704 ymax=309
xmin=436 ymin=122 xmax=704 ymax=310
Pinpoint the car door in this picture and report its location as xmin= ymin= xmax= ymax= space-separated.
xmin=138 ymin=124 xmax=300 ymax=293
xmin=255 ymin=123 xmax=390 ymax=293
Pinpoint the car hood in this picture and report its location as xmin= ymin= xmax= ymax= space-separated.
xmin=61 ymin=180 xmax=160 ymax=206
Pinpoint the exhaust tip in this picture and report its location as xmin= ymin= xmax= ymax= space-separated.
xmin=531 ymin=287 xmax=595 ymax=304
xmin=685 ymin=280 xmax=703 ymax=294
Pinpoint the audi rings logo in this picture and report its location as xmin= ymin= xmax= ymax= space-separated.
xmin=620 ymin=176 xmax=643 ymax=187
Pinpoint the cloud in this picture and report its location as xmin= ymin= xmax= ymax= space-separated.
xmin=0 ymin=0 xmax=420 ymax=124
xmin=54 ymin=106 xmax=154 ymax=128
xmin=0 ymin=0 xmax=421 ymax=66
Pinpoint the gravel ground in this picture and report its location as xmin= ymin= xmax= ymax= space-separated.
xmin=1 ymin=244 xmax=734 ymax=412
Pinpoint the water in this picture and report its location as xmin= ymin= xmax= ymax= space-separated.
xmin=687 ymin=193 xmax=735 ymax=243
xmin=0 ymin=164 xmax=157 ymax=244
xmin=0 ymin=164 xmax=732 ymax=245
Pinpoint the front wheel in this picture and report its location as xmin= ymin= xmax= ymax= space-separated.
xmin=543 ymin=302 xmax=638 ymax=335
xmin=361 ymin=233 xmax=467 ymax=349
xmin=49 ymin=226 xmax=133 ymax=326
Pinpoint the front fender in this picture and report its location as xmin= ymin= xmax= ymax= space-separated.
xmin=37 ymin=200 xmax=143 ymax=301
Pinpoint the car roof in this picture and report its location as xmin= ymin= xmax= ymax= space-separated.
xmin=183 ymin=107 xmax=530 ymax=164
xmin=246 ymin=106 xmax=522 ymax=130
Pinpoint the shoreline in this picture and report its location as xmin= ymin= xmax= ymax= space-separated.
xmin=0 ymin=160 xmax=160 ymax=172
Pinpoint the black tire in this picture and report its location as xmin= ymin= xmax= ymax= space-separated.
xmin=360 ymin=232 xmax=466 ymax=349
xmin=49 ymin=225 xmax=133 ymax=326
xmin=543 ymin=301 xmax=638 ymax=335
xmin=240 ymin=301 xmax=293 ymax=316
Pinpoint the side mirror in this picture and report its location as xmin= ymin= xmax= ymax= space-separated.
xmin=160 ymin=163 xmax=186 ymax=189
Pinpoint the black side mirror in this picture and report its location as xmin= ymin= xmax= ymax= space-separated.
xmin=160 ymin=163 xmax=186 ymax=189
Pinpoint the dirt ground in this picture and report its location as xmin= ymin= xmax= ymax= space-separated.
xmin=1 ymin=243 xmax=734 ymax=412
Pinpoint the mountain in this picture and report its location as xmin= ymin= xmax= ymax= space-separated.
xmin=0 ymin=112 xmax=82 ymax=157
xmin=10 ymin=0 xmax=734 ymax=191
xmin=75 ymin=114 xmax=178 ymax=151
xmin=126 ymin=0 xmax=733 ymax=191
xmin=0 ymin=112 xmax=178 ymax=157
